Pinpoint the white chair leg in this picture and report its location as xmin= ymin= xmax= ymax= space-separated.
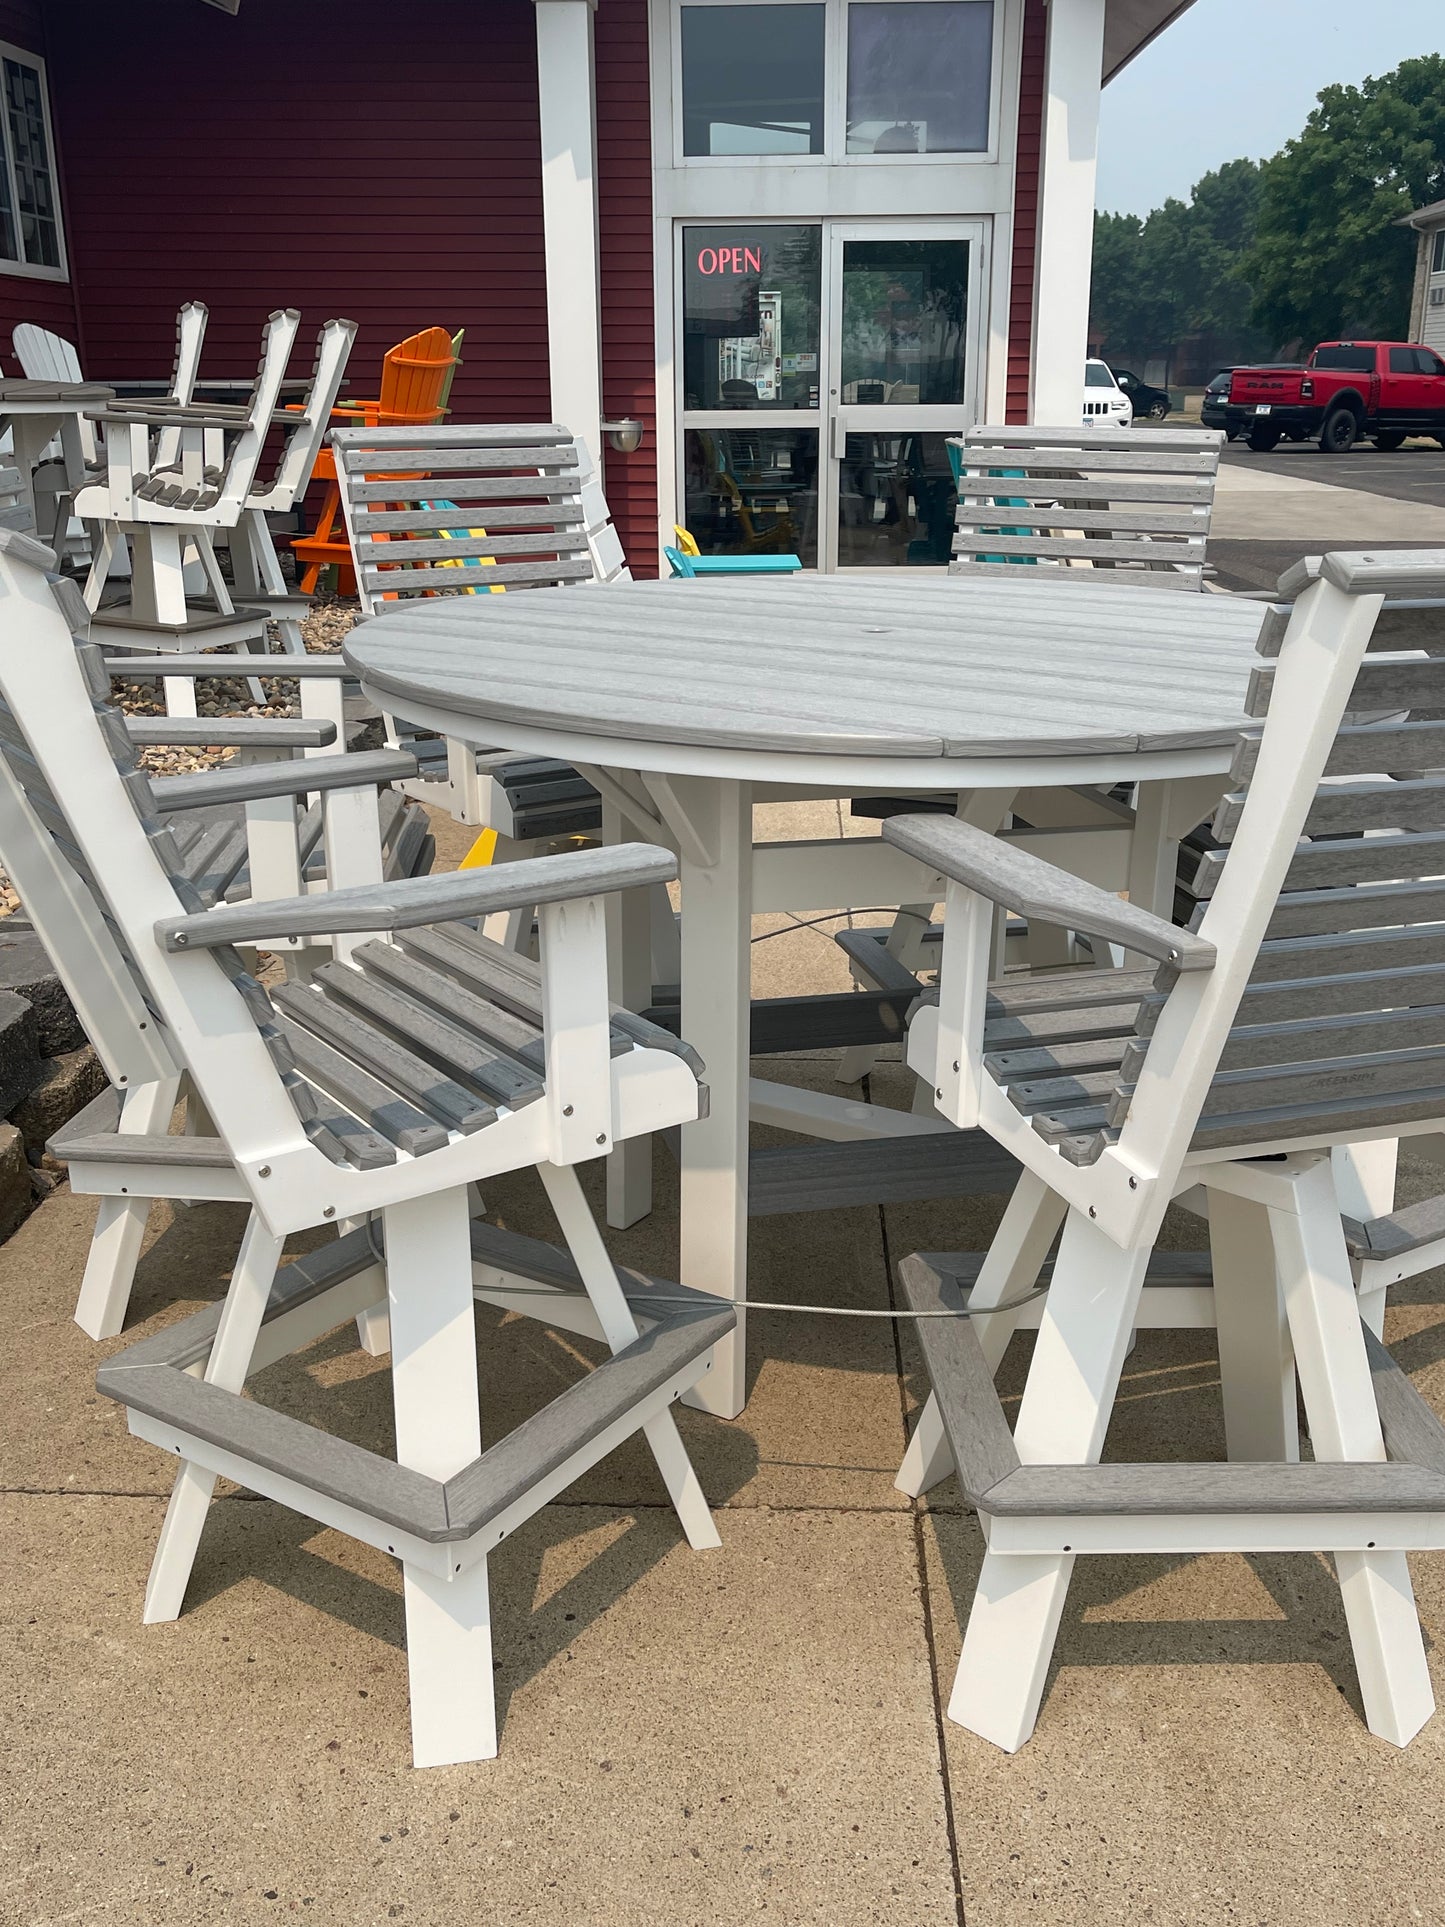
xmin=895 ymin=1170 xmax=1066 ymax=1498
xmin=947 ymin=1549 xmax=1077 ymax=1752
xmin=144 ymin=1212 xmax=286 ymax=1622
xmin=72 ymin=1074 xmax=182 ymax=1339
xmin=74 ymin=1197 xmax=155 ymax=1341
xmin=837 ymin=904 xmax=932 ymax=1084
xmin=539 ymin=1160 xmax=721 ymax=1549
xmin=1208 ymin=1185 xmax=1298 ymax=1462
xmin=355 ymin=1302 xmax=391 ymax=1355
xmin=384 ymin=1187 xmax=496 ymax=1767
xmin=896 ymin=1392 xmax=951 ymax=1498
xmin=949 ymin=1208 xmax=1149 ymax=1751
xmin=1270 ymin=1159 xmax=1434 ymax=1747
xmin=403 ymin=1558 xmax=496 ymax=1768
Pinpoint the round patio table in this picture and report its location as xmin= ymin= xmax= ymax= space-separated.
xmin=345 ymin=573 xmax=1268 ymax=1416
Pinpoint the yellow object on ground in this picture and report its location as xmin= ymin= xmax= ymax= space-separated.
xmin=459 ymin=828 xmax=498 ymax=868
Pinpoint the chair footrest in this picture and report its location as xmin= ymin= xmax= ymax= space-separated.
xmin=834 ymin=927 xmax=928 ymax=997
xmin=1345 ymin=1193 xmax=1445 ymax=1261
xmin=99 ymin=1222 xmax=736 ymax=1551
xmin=901 ymin=1251 xmax=1445 ymax=1522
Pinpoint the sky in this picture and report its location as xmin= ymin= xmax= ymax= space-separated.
xmin=1095 ymin=0 xmax=1444 ymax=217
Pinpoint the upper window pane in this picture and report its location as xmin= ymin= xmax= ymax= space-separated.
xmin=681 ymin=5 xmax=825 ymax=156
xmin=2 ymin=57 xmax=59 ymax=267
xmin=1433 ymin=230 xmax=1445 ymax=274
xmin=682 ymin=223 xmax=822 ymax=409
xmin=846 ymin=1 xmax=993 ymax=155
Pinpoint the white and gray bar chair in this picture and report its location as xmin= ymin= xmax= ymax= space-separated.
xmin=331 ymin=421 xmax=615 ymax=841
xmin=891 ymin=546 xmax=1445 ymax=1754
xmin=75 ymin=309 xmax=301 ymax=712
xmin=0 ymin=527 xmax=729 ymax=1766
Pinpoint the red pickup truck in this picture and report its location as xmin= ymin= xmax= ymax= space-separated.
xmin=1226 ymin=341 xmax=1445 ymax=453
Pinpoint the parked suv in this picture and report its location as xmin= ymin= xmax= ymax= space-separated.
xmin=1113 ymin=368 xmax=1171 ymax=419
xmin=1227 ymin=341 xmax=1445 ymax=452
xmin=1201 ymin=369 xmax=1236 ymax=437
xmin=1084 ymin=359 xmax=1133 ymax=427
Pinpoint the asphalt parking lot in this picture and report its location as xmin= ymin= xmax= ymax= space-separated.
xmin=1221 ymin=436 xmax=1445 ymax=509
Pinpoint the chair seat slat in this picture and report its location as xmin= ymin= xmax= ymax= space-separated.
xmin=310 ymin=956 xmax=548 ymax=1109
xmin=270 ymin=980 xmax=496 ymax=1133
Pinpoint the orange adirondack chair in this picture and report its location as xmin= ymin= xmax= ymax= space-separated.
xmin=291 ymin=325 xmax=459 ymax=595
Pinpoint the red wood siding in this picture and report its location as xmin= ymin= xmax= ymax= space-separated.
xmin=596 ymin=0 xmax=658 ymax=577
xmin=0 ymin=0 xmax=81 ymax=368
xmin=42 ymin=0 xmax=549 ymax=426
xmin=1006 ymin=0 xmax=1046 ymax=422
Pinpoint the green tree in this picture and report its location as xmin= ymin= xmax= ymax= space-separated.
xmin=1245 ymin=54 xmax=1445 ymax=343
xmin=1091 ymin=159 xmax=1266 ymax=366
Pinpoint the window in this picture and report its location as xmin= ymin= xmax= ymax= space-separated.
xmin=1313 ymin=345 xmax=1375 ymax=372
xmin=0 ymin=46 xmax=63 ymax=277
xmin=1418 ymin=348 xmax=1445 ymax=378
xmin=682 ymin=223 xmax=822 ymax=408
xmin=1389 ymin=347 xmax=1417 ymax=374
xmin=1084 ymin=362 xmax=1115 ymax=388
xmin=1433 ymin=230 xmax=1445 ymax=275
xmin=681 ymin=5 xmax=825 ymax=156
xmin=845 ymin=1 xmax=993 ymax=154
xmin=676 ymin=0 xmax=997 ymax=162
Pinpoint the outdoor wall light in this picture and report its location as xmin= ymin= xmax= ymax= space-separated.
xmin=601 ymin=418 xmax=644 ymax=453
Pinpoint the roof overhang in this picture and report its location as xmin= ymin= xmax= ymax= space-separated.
xmin=1103 ymin=0 xmax=1197 ymax=84
xmin=1399 ymin=198 xmax=1445 ymax=232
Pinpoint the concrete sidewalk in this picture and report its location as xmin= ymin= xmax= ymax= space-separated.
xmin=5 ymin=806 xmax=1445 ymax=1926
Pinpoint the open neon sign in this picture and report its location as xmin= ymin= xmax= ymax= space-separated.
xmin=695 ymin=245 xmax=762 ymax=276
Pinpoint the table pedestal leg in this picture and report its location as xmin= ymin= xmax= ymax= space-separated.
xmin=661 ymin=775 xmax=752 ymax=1419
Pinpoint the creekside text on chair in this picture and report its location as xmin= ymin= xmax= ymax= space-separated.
xmin=891 ymin=546 xmax=1445 ymax=1755
xmin=0 ymin=525 xmax=731 ymax=1767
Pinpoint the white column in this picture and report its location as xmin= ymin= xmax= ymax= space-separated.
xmin=534 ymin=0 xmax=604 ymax=469
xmin=1030 ymin=0 xmax=1106 ymax=425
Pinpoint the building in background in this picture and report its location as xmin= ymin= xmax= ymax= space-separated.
xmin=1405 ymin=199 xmax=1445 ymax=354
xmin=0 ymin=0 xmax=1193 ymax=573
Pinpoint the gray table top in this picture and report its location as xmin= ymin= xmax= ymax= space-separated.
xmin=344 ymin=575 xmax=1269 ymax=762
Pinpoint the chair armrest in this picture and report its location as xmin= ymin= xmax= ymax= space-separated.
xmin=882 ymin=814 xmax=1215 ymax=973
xmin=1320 ymin=551 xmax=1445 ymax=598
xmin=150 ymin=747 xmax=418 ymax=813
xmin=126 ymin=717 xmax=337 ymax=750
xmin=111 ymin=654 xmax=350 ymax=679
xmin=156 ymin=842 xmax=679 ymax=952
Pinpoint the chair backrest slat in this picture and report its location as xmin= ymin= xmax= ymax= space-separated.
xmin=250 ymin=316 xmax=358 ymax=509
xmin=950 ymin=423 xmax=1223 ymax=590
xmin=332 ymin=423 xmax=629 ymax=614
xmin=12 ymin=323 xmax=82 ymax=383
xmin=0 ymin=530 xmax=342 ymax=1176
xmin=1099 ymin=550 xmax=1445 ymax=1162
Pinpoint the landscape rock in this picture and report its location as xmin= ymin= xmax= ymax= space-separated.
xmin=11 ymin=1046 xmax=106 ymax=1153
xmin=0 ymin=925 xmax=83 ymax=1053
xmin=0 ymin=987 xmax=41 ymax=1115
xmin=0 ymin=1120 xmax=32 ymax=1239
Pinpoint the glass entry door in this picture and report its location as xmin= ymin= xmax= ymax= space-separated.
xmin=677 ymin=219 xmax=983 ymax=570
xmin=825 ymin=223 xmax=982 ymax=568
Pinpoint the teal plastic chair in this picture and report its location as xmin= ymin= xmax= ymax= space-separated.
xmin=664 ymin=546 xmax=802 ymax=578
